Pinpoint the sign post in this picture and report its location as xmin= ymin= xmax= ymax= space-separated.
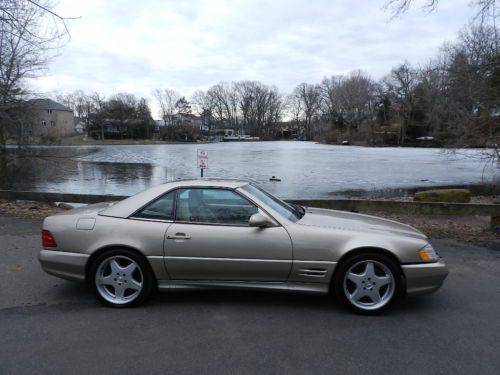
xmin=197 ymin=149 xmax=208 ymax=177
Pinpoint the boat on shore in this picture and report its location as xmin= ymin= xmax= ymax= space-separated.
xmin=222 ymin=135 xmax=260 ymax=142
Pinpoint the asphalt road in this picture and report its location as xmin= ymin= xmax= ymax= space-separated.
xmin=0 ymin=216 xmax=499 ymax=375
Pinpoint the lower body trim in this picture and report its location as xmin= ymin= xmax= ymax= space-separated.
xmin=157 ymin=280 xmax=329 ymax=295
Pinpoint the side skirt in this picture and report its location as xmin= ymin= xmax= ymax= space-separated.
xmin=157 ymin=280 xmax=330 ymax=295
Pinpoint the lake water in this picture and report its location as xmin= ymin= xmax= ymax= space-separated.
xmin=1 ymin=142 xmax=497 ymax=199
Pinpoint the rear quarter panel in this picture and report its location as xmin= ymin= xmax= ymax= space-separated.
xmin=43 ymin=214 xmax=172 ymax=279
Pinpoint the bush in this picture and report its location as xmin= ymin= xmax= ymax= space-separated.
xmin=414 ymin=189 xmax=471 ymax=203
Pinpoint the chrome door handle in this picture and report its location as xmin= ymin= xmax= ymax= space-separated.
xmin=167 ymin=234 xmax=191 ymax=240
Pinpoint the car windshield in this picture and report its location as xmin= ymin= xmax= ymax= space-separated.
xmin=241 ymin=184 xmax=305 ymax=222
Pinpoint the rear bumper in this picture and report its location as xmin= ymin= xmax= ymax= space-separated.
xmin=402 ymin=258 xmax=448 ymax=296
xmin=39 ymin=250 xmax=89 ymax=282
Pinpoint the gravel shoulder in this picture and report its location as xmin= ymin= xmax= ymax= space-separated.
xmin=357 ymin=195 xmax=499 ymax=245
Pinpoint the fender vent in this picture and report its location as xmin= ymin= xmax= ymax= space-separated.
xmin=298 ymin=268 xmax=327 ymax=278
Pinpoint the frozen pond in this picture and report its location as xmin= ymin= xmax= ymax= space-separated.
xmin=1 ymin=141 xmax=497 ymax=199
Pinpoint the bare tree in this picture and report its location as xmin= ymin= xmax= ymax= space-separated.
xmin=174 ymin=97 xmax=191 ymax=125
xmin=191 ymin=89 xmax=214 ymax=133
xmin=319 ymin=75 xmax=344 ymax=129
xmin=286 ymin=91 xmax=303 ymax=129
xmin=384 ymin=0 xmax=438 ymax=16
xmin=152 ymin=88 xmax=180 ymax=127
xmin=206 ymin=82 xmax=239 ymax=130
xmin=384 ymin=0 xmax=497 ymax=25
xmin=383 ymin=63 xmax=419 ymax=144
xmin=235 ymin=81 xmax=274 ymax=137
xmin=293 ymin=83 xmax=321 ymax=139
xmin=264 ymin=86 xmax=285 ymax=138
xmin=0 ymin=0 xmax=71 ymax=149
xmin=0 ymin=0 xmax=74 ymax=41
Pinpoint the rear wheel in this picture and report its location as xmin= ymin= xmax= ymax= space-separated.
xmin=334 ymin=252 xmax=401 ymax=314
xmin=90 ymin=249 xmax=154 ymax=307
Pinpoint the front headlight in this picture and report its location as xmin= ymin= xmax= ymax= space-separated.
xmin=419 ymin=243 xmax=439 ymax=262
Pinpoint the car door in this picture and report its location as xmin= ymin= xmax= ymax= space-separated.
xmin=163 ymin=188 xmax=293 ymax=281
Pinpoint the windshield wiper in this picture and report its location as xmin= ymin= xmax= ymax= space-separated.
xmin=290 ymin=203 xmax=305 ymax=219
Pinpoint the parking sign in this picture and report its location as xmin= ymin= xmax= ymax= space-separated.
xmin=197 ymin=149 xmax=208 ymax=169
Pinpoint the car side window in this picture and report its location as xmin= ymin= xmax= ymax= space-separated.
xmin=133 ymin=190 xmax=176 ymax=221
xmin=176 ymin=188 xmax=258 ymax=225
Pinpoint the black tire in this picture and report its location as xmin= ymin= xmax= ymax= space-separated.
xmin=89 ymin=248 xmax=154 ymax=308
xmin=333 ymin=251 xmax=402 ymax=314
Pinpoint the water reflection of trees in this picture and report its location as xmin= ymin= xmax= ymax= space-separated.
xmin=0 ymin=148 xmax=98 ymax=191
xmin=76 ymin=161 xmax=160 ymax=194
xmin=0 ymin=147 xmax=168 ymax=194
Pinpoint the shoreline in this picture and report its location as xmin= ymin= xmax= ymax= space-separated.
xmin=4 ymin=137 xmax=500 ymax=149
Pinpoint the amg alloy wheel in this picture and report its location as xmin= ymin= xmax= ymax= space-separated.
xmin=91 ymin=249 xmax=153 ymax=307
xmin=334 ymin=252 xmax=401 ymax=314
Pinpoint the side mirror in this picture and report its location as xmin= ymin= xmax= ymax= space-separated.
xmin=249 ymin=212 xmax=273 ymax=228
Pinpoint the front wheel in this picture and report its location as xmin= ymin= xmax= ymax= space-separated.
xmin=90 ymin=249 xmax=154 ymax=307
xmin=334 ymin=252 xmax=401 ymax=314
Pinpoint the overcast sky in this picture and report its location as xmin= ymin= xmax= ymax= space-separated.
xmin=34 ymin=0 xmax=473 ymax=117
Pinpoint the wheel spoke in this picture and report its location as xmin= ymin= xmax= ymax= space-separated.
xmin=110 ymin=259 xmax=121 ymax=274
xmin=100 ymin=275 xmax=114 ymax=286
xmin=114 ymin=283 xmax=126 ymax=298
xmin=129 ymin=280 xmax=142 ymax=291
xmin=349 ymin=288 xmax=366 ymax=302
xmin=347 ymin=271 xmax=364 ymax=286
xmin=123 ymin=262 xmax=137 ymax=276
xmin=364 ymin=262 xmax=375 ymax=278
xmin=375 ymin=275 xmax=391 ymax=287
xmin=369 ymin=290 xmax=382 ymax=304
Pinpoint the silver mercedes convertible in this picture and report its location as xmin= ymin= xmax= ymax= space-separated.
xmin=39 ymin=179 xmax=447 ymax=313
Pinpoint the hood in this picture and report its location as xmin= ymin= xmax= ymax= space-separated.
xmin=298 ymin=207 xmax=427 ymax=240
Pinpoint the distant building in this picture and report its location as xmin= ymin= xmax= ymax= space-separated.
xmin=160 ymin=114 xmax=210 ymax=132
xmin=29 ymin=98 xmax=75 ymax=140
xmin=74 ymin=117 xmax=86 ymax=134
xmin=279 ymin=123 xmax=304 ymax=139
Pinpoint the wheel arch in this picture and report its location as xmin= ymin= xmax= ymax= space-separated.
xmin=330 ymin=246 xmax=406 ymax=293
xmin=85 ymin=245 xmax=155 ymax=283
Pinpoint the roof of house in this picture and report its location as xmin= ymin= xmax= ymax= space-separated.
xmin=29 ymin=98 xmax=73 ymax=112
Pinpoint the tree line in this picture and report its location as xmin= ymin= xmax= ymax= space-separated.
xmin=1 ymin=0 xmax=499 ymax=149
xmin=151 ymin=23 xmax=498 ymax=147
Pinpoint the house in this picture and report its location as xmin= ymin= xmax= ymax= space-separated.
xmin=163 ymin=113 xmax=210 ymax=132
xmin=74 ymin=117 xmax=86 ymax=134
xmin=279 ymin=123 xmax=305 ymax=139
xmin=29 ymin=98 xmax=75 ymax=140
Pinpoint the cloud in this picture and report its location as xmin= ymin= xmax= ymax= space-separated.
xmin=32 ymin=0 xmax=473 ymax=117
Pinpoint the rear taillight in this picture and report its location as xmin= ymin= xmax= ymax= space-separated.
xmin=42 ymin=230 xmax=57 ymax=248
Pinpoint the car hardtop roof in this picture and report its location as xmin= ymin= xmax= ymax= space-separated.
xmin=99 ymin=178 xmax=252 ymax=218
xmin=164 ymin=178 xmax=250 ymax=189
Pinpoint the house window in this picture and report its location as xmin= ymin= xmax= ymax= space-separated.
xmin=47 ymin=109 xmax=52 ymax=114
xmin=50 ymin=121 xmax=55 ymax=127
xmin=41 ymin=120 xmax=47 ymax=127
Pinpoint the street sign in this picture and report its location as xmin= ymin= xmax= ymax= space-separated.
xmin=198 ymin=158 xmax=208 ymax=169
xmin=197 ymin=149 xmax=208 ymax=169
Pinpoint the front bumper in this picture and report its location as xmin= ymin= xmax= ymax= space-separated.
xmin=402 ymin=258 xmax=448 ymax=296
xmin=39 ymin=250 xmax=89 ymax=282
